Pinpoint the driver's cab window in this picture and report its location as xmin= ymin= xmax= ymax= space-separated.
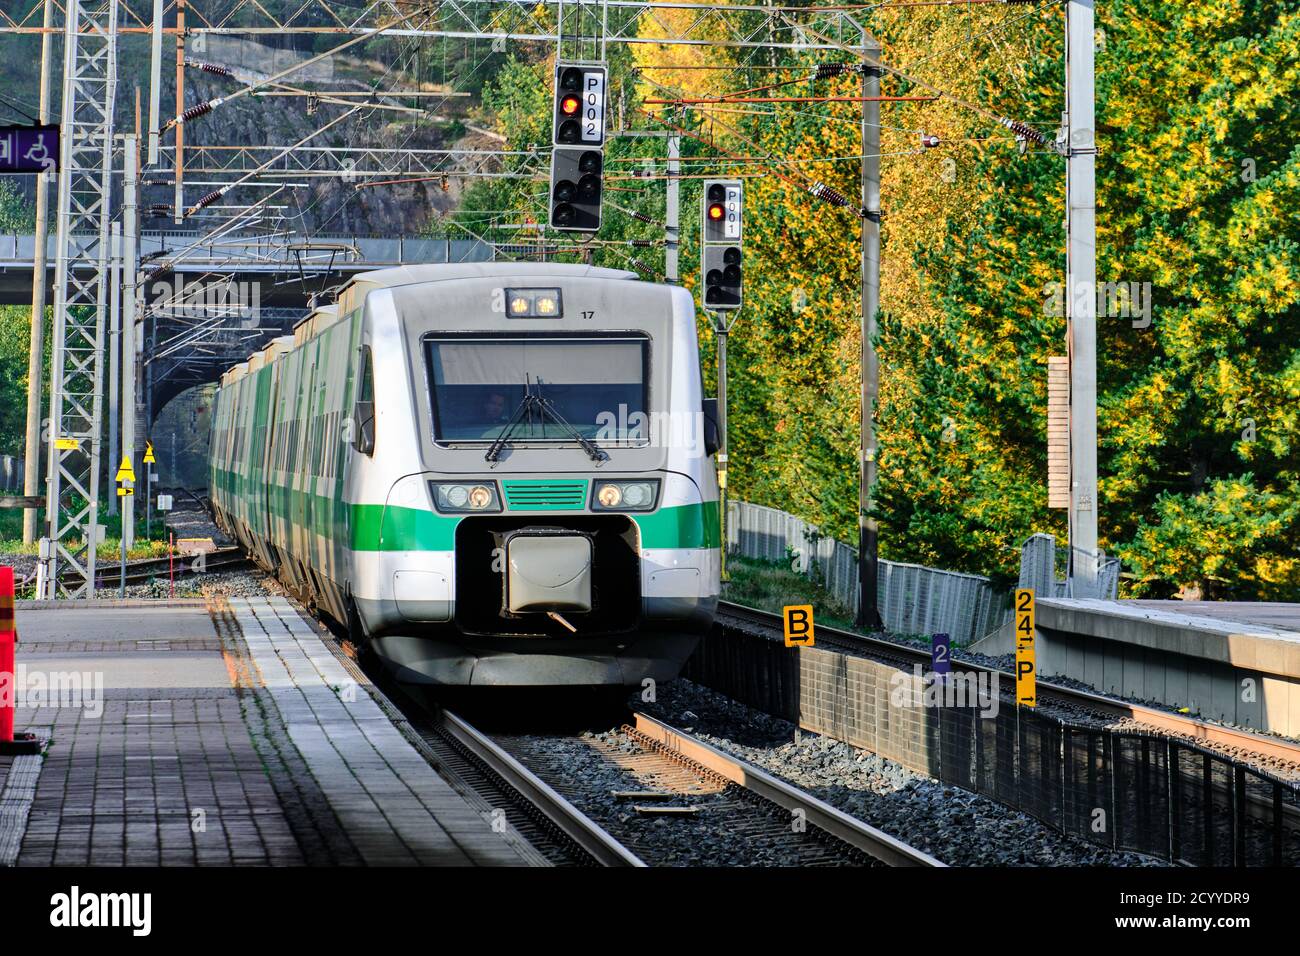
xmin=354 ymin=345 xmax=375 ymax=456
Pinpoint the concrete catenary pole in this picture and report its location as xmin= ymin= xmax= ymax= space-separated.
xmin=22 ymin=0 xmax=54 ymax=545
xmin=856 ymin=37 xmax=883 ymax=629
xmin=108 ymin=222 xmax=121 ymax=516
xmin=1066 ymin=0 xmax=1099 ymax=594
xmin=665 ymin=134 xmax=679 ymax=283
xmin=122 ymin=135 xmax=139 ymax=549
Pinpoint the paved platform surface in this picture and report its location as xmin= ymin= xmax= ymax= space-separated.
xmin=971 ymin=597 xmax=1300 ymax=736
xmin=0 ymin=596 xmax=530 ymax=867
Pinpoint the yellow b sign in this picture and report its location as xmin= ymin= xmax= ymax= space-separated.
xmin=783 ymin=605 xmax=814 ymax=647
xmin=143 ymin=441 xmax=156 ymax=464
xmin=1014 ymin=588 xmax=1036 ymax=707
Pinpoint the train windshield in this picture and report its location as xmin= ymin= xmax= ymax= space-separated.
xmin=425 ymin=335 xmax=649 ymax=442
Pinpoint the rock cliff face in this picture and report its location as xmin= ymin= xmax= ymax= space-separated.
xmin=153 ymin=42 xmax=473 ymax=237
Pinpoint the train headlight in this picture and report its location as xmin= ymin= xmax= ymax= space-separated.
xmin=504 ymin=288 xmax=564 ymax=318
xmin=591 ymin=479 xmax=658 ymax=512
xmin=468 ymin=485 xmax=494 ymax=510
xmin=431 ymin=481 xmax=501 ymax=513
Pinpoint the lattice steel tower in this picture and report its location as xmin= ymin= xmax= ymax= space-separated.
xmin=40 ymin=0 xmax=120 ymax=598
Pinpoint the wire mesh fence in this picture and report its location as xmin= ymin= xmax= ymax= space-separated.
xmin=687 ymin=628 xmax=1300 ymax=866
xmin=727 ymin=500 xmax=1011 ymax=644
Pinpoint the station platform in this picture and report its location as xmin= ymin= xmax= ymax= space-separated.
xmin=0 ymin=596 xmax=530 ymax=867
xmin=972 ymin=598 xmax=1300 ymax=736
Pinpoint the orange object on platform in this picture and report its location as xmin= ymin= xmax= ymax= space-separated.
xmin=0 ymin=565 xmax=14 ymax=744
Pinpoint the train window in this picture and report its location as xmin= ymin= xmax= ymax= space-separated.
xmin=425 ymin=336 xmax=649 ymax=443
xmin=354 ymin=346 xmax=376 ymax=456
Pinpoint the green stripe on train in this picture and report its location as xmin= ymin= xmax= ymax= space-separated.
xmin=214 ymin=467 xmax=720 ymax=551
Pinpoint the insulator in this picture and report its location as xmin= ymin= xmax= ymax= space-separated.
xmin=186 ymin=60 xmax=234 ymax=78
xmin=999 ymin=116 xmax=1048 ymax=145
xmin=630 ymin=238 xmax=654 ymax=247
xmin=810 ymin=63 xmax=857 ymax=81
xmin=628 ymin=258 xmax=648 ymax=273
xmin=809 ymin=181 xmax=850 ymax=208
xmin=629 ymin=211 xmax=653 ymax=224
xmin=144 ymin=264 xmax=174 ymax=283
xmin=191 ymin=189 xmax=224 ymax=212
xmin=176 ymin=98 xmax=221 ymax=126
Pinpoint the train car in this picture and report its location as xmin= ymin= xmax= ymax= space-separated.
xmin=209 ymin=262 xmax=721 ymax=686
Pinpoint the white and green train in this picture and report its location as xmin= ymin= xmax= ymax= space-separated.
xmin=209 ymin=263 xmax=721 ymax=685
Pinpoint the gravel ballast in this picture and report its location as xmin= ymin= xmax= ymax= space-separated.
xmin=639 ymin=678 xmax=1166 ymax=867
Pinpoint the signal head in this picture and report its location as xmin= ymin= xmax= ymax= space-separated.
xmin=723 ymin=246 xmax=740 ymax=265
xmin=560 ymin=94 xmax=581 ymax=116
xmin=707 ymin=183 xmax=725 ymax=203
xmin=578 ymin=151 xmax=602 ymax=174
xmin=707 ymin=202 xmax=725 ymax=222
xmin=560 ymin=67 xmax=583 ymax=92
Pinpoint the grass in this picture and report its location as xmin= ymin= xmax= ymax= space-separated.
xmin=0 ymin=505 xmax=173 ymax=561
xmin=721 ymin=553 xmax=943 ymax=648
xmin=721 ymin=553 xmax=858 ymax=630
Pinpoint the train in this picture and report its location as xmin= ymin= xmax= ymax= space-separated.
xmin=209 ymin=262 xmax=722 ymax=686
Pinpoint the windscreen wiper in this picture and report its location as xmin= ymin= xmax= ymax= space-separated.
xmin=484 ymin=391 xmax=538 ymax=463
xmin=532 ymin=381 xmax=609 ymax=464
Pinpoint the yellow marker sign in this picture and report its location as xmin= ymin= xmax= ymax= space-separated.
xmin=54 ymin=437 xmax=79 ymax=450
xmin=115 ymin=455 xmax=135 ymax=484
xmin=783 ymin=604 xmax=815 ymax=647
xmin=1014 ymin=588 xmax=1036 ymax=707
xmin=143 ymin=441 xmax=156 ymax=464
xmin=117 ymin=486 xmax=133 ymax=497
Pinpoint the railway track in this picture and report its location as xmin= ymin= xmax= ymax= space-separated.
xmin=94 ymin=545 xmax=253 ymax=588
xmin=716 ymin=600 xmax=1300 ymax=778
xmin=490 ymin=712 xmax=943 ymax=867
xmin=346 ymin=628 xmax=940 ymax=867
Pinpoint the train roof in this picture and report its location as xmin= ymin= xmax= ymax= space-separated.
xmin=219 ymin=264 xmax=643 ymax=388
xmin=336 ymin=262 xmax=638 ymax=315
xmin=350 ymin=262 xmax=637 ymax=288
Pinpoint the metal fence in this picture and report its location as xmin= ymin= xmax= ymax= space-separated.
xmin=1019 ymin=532 xmax=1120 ymax=600
xmin=0 ymin=455 xmax=23 ymax=494
xmin=687 ymin=631 xmax=1300 ymax=866
xmin=945 ymin=707 xmax=1300 ymax=866
xmin=726 ymin=500 xmax=1011 ymax=644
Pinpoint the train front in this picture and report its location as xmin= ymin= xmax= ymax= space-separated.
xmin=352 ymin=265 xmax=721 ymax=686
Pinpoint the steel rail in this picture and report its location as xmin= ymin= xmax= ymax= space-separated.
xmin=439 ymin=710 xmax=646 ymax=867
xmin=631 ymin=711 xmax=945 ymax=866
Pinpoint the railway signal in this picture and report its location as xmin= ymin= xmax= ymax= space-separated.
xmin=550 ymin=63 xmax=607 ymax=232
xmin=702 ymin=179 xmax=742 ymax=244
xmin=700 ymin=179 xmax=743 ymax=311
xmin=549 ymin=147 xmax=604 ymax=232
xmin=553 ymin=64 xmax=607 ymax=147
xmin=702 ymin=245 xmax=742 ymax=310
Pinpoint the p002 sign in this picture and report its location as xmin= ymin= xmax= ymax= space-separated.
xmin=556 ymin=63 xmax=607 ymax=147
